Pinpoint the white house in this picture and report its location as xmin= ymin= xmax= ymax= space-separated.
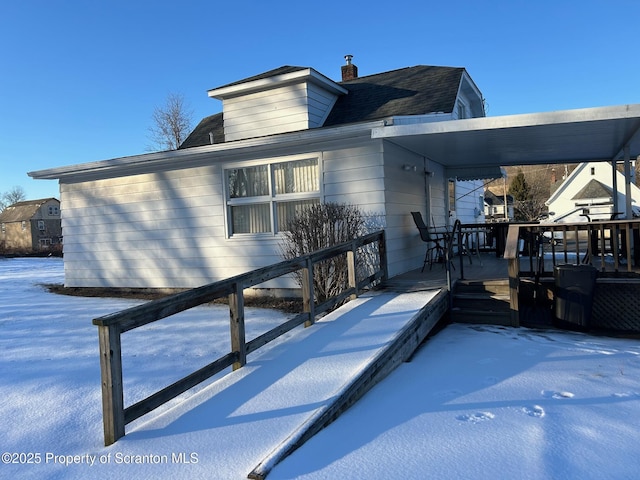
xmin=546 ymin=161 xmax=640 ymax=223
xmin=483 ymin=189 xmax=513 ymax=221
xmin=29 ymin=58 xmax=487 ymax=291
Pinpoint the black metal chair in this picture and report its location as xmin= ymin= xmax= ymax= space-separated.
xmin=411 ymin=211 xmax=446 ymax=272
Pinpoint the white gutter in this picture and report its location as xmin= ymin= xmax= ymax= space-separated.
xmin=28 ymin=120 xmax=384 ymax=181
xmin=371 ymin=104 xmax=640 ymax=139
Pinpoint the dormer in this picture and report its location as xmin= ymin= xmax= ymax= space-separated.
xmin=454 ymin=71 xmax=485 ymax=119
xmin=208 ymin=66 xmax=348 ymax=142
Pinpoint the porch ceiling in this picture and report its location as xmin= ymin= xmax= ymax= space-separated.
xmin=372 ymin=104 xmax=640 ymax=176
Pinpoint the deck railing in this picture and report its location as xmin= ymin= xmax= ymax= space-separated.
xmin=505 ymin=219 xmax=640 ymax=273
xmin=93 ymin=230 xmax=387 ymax=445
xmin=502 ymin=219 xmax=640 ymax=325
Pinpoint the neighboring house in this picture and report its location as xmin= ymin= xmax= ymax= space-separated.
xmin=546 ymin=162 xmax=640 ymax=223
xmin=483 ymin=190 xmax=513 ymax=221
xmin=0 ymin=198 xmax=62 ymax=255
xmin=29 ymin=58 xmax=486 ymax=291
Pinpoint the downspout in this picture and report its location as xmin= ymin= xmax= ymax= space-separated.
xmin=423 ymin=156 xmax=430 ymax=226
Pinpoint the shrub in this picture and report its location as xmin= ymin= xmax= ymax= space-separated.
xmin=280 ymin=203 xmax=382 ymax=304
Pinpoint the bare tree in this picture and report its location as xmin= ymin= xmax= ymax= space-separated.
xmin=1 ymin=186 xmax=26 ymax=211
xmin=147 ymin=93 xmax=194 ymax=151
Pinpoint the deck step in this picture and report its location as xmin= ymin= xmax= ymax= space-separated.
xmin=454 ymin=279 xmax=510 ymax=296
xmin=451 ymin=279 xmax=511 ymax=326
xmin=450 ymin=308 xmax=512 ymax=326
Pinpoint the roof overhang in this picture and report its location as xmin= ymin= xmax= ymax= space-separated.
xmin=373 ymin=104 xmax=640 ymax=179
xmin=28 ymin=120 xmax=383 ymax=181
xmin=208 ymin=68 xmax=348 ymax=99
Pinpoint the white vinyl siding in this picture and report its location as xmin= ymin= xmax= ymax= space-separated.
xmin=323 ymin=140 xmax=385 ymax=209
xmin=381 ymin=142 xmax=422 ymax=277
xmin=61 ymin=166 xmax=227 ymax=288
xmin=307 ymin=83 xmax=339 ymax=127
xmin=58 ymin=131 xmax=478 ymax=290
xmin=453 ymin=180 xmax=485 ymax=222
xmin=222 ymin=83 xmax=338 ymax=141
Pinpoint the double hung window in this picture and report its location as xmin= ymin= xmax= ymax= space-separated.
xmin=225 ymin=157 xmax=320 ymax=236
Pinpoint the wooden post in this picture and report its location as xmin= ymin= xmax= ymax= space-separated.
xmin=612 ymin=224 xmax=620 ymax=271
xmin=504 ymin=225 xmax=521 ymax=327
xmin=599 ymin=224 xmax=606 ymax=271
xmin=625 ymin=223 xmax=632 ymax=272
xmin=302 ymin=257 xmax=315 ymax=327
xmin=97 ymin=324 xmax=125 ymax=446
xmin=378 ymin=231 xmax=388 ymax=283
xmin=347 ymin=241 xmax=357 ymax=300
xmin=229 ymin=283 xmax=246 ymax=371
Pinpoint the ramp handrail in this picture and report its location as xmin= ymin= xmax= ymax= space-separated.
xmin=93 ymin=230 xmax=387 ymax=445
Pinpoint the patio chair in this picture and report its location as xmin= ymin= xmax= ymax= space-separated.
xmin=411 ymin=211 xmax=447 ymax=272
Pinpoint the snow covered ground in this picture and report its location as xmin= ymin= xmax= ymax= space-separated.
xmin=1 ymin=258 xmax=639 ymax=479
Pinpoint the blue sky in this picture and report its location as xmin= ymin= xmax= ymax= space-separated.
xmin=2 ymin=0 xmax=639 ymax=201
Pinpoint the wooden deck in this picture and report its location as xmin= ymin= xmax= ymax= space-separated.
xmin=383 ymin=252 xmax=507 ymax=292
xmin=383 ymin=248 xmax=640 ymax=335
xmin=385 ymin=247 xmax=640 ymax=293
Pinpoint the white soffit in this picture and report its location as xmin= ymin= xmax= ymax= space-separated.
xmin=373 ymin=104 xmax=640 ymax=168
xmin=446 ymin=165 xmax=506 ymax=181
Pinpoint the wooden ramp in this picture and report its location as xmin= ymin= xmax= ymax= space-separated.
xmin=121 ymin=289 xmax=448 ymax=480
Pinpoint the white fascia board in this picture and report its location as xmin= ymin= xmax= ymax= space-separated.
xmin=208 ymin=68 xmax=347 ymax=99
xmin=372 ymin=104 xmax=640 ymax=140
xmin=461 ymin=71 xmax=484 ymax=107
xmin=28 ymin=120 xmax=382 ymax=180
xmin=388 ymin=113 xmax=453 ymax=125
xmin=545 ymin=162 xmax=589 ymax=205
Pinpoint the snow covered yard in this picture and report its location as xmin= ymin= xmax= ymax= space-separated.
xmin=1 ymin=257 xmax=639 ymax=480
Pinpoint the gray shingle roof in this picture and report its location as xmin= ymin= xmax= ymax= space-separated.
xmin=484 ymin=190 xmax=513 ymax=206
xmin=179 ymin=113 xmax=224 ymax=149
xmin=180 ymin=65 xmax=465 ymax=149
xmin=325 ymin=65 xmax=464 ymax=126
xmin=0 ymin=198 xmax=58 ymax=223
xmin=572 ymin=179 xmax=614 ymax=200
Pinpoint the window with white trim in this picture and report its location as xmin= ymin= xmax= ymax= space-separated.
xmin=38 ymin=220 xmax=45 ymax=231
xmin=225 ymin=157 xmax=320 ymax=236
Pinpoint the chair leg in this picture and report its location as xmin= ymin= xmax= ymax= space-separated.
xmin=421 ymin=247 xmax=430 ymax=272
xmin=431 ymin=245 xmax=443 ymax=270
xmin=422 ymin=245 xmax=437 ymax=272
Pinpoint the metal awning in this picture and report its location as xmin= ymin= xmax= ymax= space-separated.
xmin=372 ymin=104 xmax=640 ymax=171
xmin=445 ymin=165 xmax=505 ymax=181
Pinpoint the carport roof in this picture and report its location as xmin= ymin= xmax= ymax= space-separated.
xmin=372 ymin=104 xmax=640 ymax=180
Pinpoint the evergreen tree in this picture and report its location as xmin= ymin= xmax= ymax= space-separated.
xmin=508 ymin=171 xmax=531 ymax=202
xmin=508 ymin=171 xmax=536 ymax=221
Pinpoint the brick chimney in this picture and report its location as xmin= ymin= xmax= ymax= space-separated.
xmin=341 ymin=54 xmax=358 ymax=81
xmin=550 ymin=168 xmax=557 ymax=184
